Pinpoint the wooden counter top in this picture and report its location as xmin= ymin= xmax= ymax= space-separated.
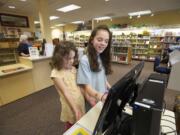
xmin=0 ymin=63 xmax=32 ymax=77
xmin=20 ymin=56 xmax=52 ymax=61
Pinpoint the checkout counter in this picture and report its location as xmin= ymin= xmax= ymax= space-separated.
xmin=0 ymin=56 xmax=53 ymax=106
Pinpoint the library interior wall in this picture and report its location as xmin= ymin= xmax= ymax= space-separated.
xmin=1 ymin=9 xmax=180 ymax=37
xmin=56 ymin=9 xmax=180 ymax=33
xmin=58 ymin=24 xmax=78 ymax=32
xmin=94 ymin=9 xmax=180 ymax=28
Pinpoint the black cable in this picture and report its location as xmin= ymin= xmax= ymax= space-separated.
xmin=163 ymin=100 xmax=166 ymax=114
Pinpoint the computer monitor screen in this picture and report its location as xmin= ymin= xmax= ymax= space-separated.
xmin=93 ymin=61 xmax=144 ymax=135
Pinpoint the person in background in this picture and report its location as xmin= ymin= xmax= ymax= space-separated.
xmin=161 ymin=48 xmax=169 ymax=64
xmin=77 ymin=25 xmax=113 ymax=111
xmin=50 ymin=41 xmax=85 ymax=131
xmin=39 ymin=38 xmax=46 ymax=56
xmin=18 ymin=34 xmax=32 ymax=57
xmin=52 ymin=38 xmax=60 ymax=46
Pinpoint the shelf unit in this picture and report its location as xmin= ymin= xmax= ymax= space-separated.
xmin=131 ymin=36 xmax=164 ymax=61
xmin=0 ymin=26 xmax=34 ymax=39
xmin=0 ymin=47 xmax=18 ymax=66
xmin=0 ymin=39 xmax=19 ymax=66
xmin=163 ymin=35 xmax=180 ymax=47
xmin=111 ymin=42 xmax=132 ymax=64
xmin=149 ymin=36 xmax=164 ymax=61
xmin=112 ymin=29 xmax=164 ymax=61
xmin=66 ymin=28 xmax=180 ymax=62
xmin=66 ymin=30 xmax=91 ymax=48
xmin=131 ymin=37 xmax=150 ymax=61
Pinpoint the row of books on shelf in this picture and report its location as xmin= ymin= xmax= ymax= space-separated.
xmin=132 ymin=56 xmax=156 ymax=61
xmin=111 ymin=54 xmax=158 ymax=63
xmin=67 ymin=35 xmax=180 ymax=49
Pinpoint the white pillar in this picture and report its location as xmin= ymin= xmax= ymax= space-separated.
xmin=37 ymin=0 xmax=52 ymax=43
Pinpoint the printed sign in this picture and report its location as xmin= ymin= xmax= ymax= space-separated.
xmin=29 ymin=47 xmax=39 ymax=58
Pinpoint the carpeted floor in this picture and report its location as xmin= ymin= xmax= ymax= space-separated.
xmin=0 ymin=86 xmax=64 ymax=135
xmin=0 ymin=61 xmax=179 ymax=135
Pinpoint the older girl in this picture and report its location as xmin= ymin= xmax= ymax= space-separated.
xmin=77 ymin=25 xmax=112 ymax=109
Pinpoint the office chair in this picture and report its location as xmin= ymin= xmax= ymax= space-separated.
xmin=153 ymin=56 xmax=171 ymax=74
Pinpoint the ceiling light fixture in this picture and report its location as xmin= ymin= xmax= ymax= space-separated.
xmin=128 ymin=10 xmax=151 ymax=16
xmin=49 ymin=16 xmax=59 ymax=20
xmin=56 ymin=4 xmax=81 ymax=12
xmin=56 ymin=24 xmax=65 ymax=27
xmin=19 ymin=0 xmax=27 ymax=1
xmin=8 ymin=6 xmax=15 ymax=9
xmin=71 ymin=21 xmax=84 ymax=24
xmin=34 ymin=21 xmax=40 ymax=24
xmin=94 ymin=16 xmax=111 ymax=21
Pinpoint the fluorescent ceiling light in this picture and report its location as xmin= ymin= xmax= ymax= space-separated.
xmin=71 ymin=21 xmax=84 ymax=24
xmin=50 ymin=26 xmax=56 ymax=29
xmin=94 ymin=16 xmax=111 ymax=20
xmin=8 ymin=6 xmax=15 ymax=9
xmin=128 ymin=10 xmax=151 ymax=16
xmin=56 ymin=4 xmax=81 ymax=12
xmin=56 ymin=24 xmax=65 ymax=27
xmin=49 ymin=16 xmax=59 ymax=20
xmin=19 ymin=0 xmax=27 ymax=1
xmin=34 ymin=21 xmax=40 ymax=24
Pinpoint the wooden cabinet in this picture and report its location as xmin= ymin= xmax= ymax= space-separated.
xmin=0 ymin=56 xmax=53 ymax=106
xmin=0 ymin=48 xmax=18 ymax=66
xmin=0 ymin=40 xmax=19 ymax=66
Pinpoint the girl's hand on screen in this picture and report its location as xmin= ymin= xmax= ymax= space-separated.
xmin=88 ymin=97 xmax=97 ymax=107
xmin=101 ymin=92 xmax=108 ymax=103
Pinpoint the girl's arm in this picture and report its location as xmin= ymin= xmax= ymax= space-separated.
xmin=53 ymin=77 xmax=83 ymax=122
xmin=81 ymin=84 xmax=104 ymax=104
xmin=80 ymin=87 xmax=97 ymax=106
xmin=20 ymin=52 xmax=29 ymax=57
xmin=106 ymin=80 xmax=111 ymax=90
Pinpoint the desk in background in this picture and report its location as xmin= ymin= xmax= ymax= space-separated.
xmin=0 ymin=56 xmax=53 ymax=106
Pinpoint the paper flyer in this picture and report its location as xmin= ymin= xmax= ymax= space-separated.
xmin=63 ymin=123 xmax=92 ymax=135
